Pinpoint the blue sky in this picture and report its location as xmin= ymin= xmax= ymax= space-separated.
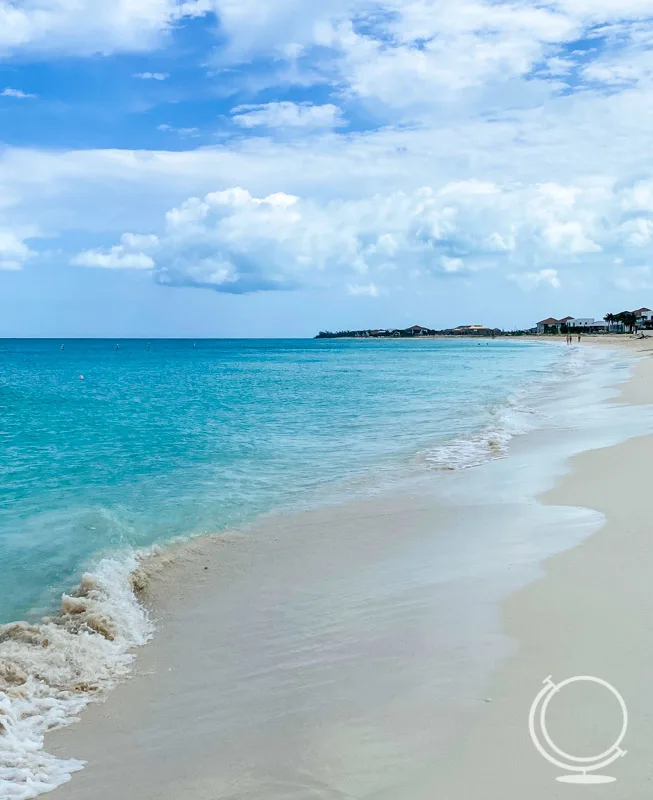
xmin=2 ymin=0 xmax=653 ymax=336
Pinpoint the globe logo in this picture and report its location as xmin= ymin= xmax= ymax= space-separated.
xmin=529 ymin=675 xmax=628 ymax=784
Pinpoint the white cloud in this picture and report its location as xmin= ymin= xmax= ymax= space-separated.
xmin=133 ymin=72 xmax=169 ymax=80
xmin=69 ymin=180 xmax=637 ymax=294
xmin=508 ymin=269 xmax=561 ymax=291
xmin=0 ymin=229 xmax=34 ymax=270
xmin=441 ymin=256 xmax=465 ymax=273
xmin=1 ymin=87 xmax=37 ymax=99
xmin=4 ymin=0 xmax=653 ymax=304
xmin=0 ymin=0 xmax=212 ymax=57
xmin=231 ymin=101 xmax=345 ymax=130
xmin=157 ymin=124 xmax=200 ymax=137
xmin=71 ymin=233 xmax=158 ymax=269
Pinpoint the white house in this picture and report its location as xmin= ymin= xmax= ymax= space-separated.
xmin=568 ymin=318 xmax=606 ymax=329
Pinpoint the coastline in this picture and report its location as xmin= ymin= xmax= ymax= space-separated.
xmin=38 ymin=338 xmax=653 ymax=799
xmin=429 ymin=339 xmax=653 ymax=797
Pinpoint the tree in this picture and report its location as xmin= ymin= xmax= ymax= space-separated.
xmin=615 ymin=311 xmax=636 ymax=333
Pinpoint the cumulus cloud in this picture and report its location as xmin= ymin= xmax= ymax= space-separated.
xmin=0 ymin=229 xmax=34 ymax=270
xmin=231 ymin=102 xmax=345 ymax=130
xmin=68 ymin=179 xmax=647 ymax=294
xmin=5 ymin=0 xmax=653 ymax=308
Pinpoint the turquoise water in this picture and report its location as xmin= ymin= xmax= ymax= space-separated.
xmin=0 ymin=337 xmax=561 ymax=625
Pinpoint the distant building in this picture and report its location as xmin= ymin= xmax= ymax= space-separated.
xmin=537 ymin=316 xmax=610 ymax=334
xmin=536 ymin=317 xmax=565 ymax=334
xmin=451 ymin=325 xmax=501 ymax=336
xmin=406 ymin=324 xmax=429 ymax=336
xmin=536 ymin=316 xmax=579 ymax=334
xmin=568 ymin=318 xmax=608 ymax=332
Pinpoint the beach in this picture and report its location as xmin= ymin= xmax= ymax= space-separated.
xmin=27 ymin=337 xmax=653 ymax=798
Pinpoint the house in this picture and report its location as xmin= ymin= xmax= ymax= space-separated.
xmin=567 ymin=318 xmax=608 ymax=332
xmin=635 ymin=308 xmax=653 ymax=328
xmin=452 ymin=325 xmax=501 ymax=336
xmin=406 ymin=324 xmax=429 ymax=336
xmin=536 ymin=316 xmax=576 ymax=334
xmin=536 ymin=317 xmax=563 ymax=334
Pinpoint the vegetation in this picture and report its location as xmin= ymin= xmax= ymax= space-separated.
xmin=604 ymin=311 xmax=637 ymax=332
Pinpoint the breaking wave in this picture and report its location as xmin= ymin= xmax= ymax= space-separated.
xmin=0 ymin=553 xmax=152 ymax=799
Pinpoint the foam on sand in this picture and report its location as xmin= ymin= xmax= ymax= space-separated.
xmin=0 ymin=553 xmax=152 ymax=799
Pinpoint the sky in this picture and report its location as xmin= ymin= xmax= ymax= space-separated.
xmin=2 ymin=1 xmax=653 ymax=336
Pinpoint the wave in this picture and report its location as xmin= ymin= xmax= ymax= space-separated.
xmin=421 ymin=344 xmax=613 ymax=471
xmin=421 ymin=396 xmax=536 ymax=470
xmin=0 ymin=554 xmax=152 ymax=799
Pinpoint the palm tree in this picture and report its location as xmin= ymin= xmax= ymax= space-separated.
xmin=615 ymin=311 xmax=636 ymax=333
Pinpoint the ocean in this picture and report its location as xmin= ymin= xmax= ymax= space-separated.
xmin=0 ymin=337 xmax=563 ymax=626
xmin=0 ymin=337 xmax=648 ymax=799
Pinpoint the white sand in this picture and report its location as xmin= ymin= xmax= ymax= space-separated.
xmin=46 ymin=337 xmax=653 ymax=799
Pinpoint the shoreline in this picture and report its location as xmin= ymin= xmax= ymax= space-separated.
xmin=36 ymin=338 xmax=653 ymax=799
xmin=428 ymin=339 xmax=653 ymax=797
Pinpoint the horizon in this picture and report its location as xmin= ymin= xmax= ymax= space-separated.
xmin=2 ymin=2 xmax=653 ymax=335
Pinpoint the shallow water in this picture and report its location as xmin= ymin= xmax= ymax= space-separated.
xmin=0 ymin=337 xmax=562 ymax=624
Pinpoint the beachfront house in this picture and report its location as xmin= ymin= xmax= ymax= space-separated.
xmin=450 ymin=325 xmax=501 ymax=336
xmin=536 ymin=316 xmax=578 ymax=334
xmin=567 ymin=318 xmax=608 ymax=332
xmin=406 ymin=324 xmax=429 ymax=336
xmin=536 ymin=317 xmax=558 ymax=334
xmin=635 ymin=308 xmax=653 ymax=329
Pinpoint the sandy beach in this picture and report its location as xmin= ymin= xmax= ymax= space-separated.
xmin=44 ymin=337 xmax=653 ymax=799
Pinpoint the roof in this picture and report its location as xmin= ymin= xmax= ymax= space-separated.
xmin=634 ymin=307 xmax=652 ymax=315
xmin=559 ymin=316 xmax=574 ymax=322
xmin=537 ymin=317 xmax=560 ymax=325
xmin=407 ymin=324 xmax=428 ymax=331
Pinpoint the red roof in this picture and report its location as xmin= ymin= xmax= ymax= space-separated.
xmin=559 ymin=316 xmax=574 ymax=322
xmin=634 ymin=308 xmax=651 ymax=315
xmin=537 ymin=317 xmax=560 ymax=325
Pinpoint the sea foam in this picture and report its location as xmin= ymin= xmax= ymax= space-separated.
xmin=0 ymin=553 xmax=152 ymax=799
